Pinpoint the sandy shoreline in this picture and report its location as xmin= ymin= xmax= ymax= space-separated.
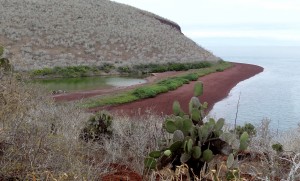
xmin=89 ymin=62 xmax=264 ymax=115
xmin=53 ymin=62 xmax=263 ymax=116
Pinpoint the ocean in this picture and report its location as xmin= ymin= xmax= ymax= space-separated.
xmin=207 ymin=46 xmax=300 ymax=131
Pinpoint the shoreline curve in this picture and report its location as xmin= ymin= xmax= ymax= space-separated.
xmin=90 ymin=62 xmax=264 ymax=116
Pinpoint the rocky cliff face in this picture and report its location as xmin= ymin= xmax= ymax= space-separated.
xmin=0 ymin=0 xmax=220 ymax=71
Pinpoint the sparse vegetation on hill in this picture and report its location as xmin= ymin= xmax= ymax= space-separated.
xmin=0 ymin=0 xmax=220 ymax=71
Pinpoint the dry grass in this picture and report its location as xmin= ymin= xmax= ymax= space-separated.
xmin=0 ymin=72 xmax=165 ymax=179
xmin=240 ymin=119 xmax=300 ymax=180
xmin=0 ymin=72 xmax=106 ymax=180
xmin=100 ymin=112 xmax=164 ymax=174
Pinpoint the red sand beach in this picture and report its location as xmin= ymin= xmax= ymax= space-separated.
xmin=88 ymin=62 xmax=264 ymax=115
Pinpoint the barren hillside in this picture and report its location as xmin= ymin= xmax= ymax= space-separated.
xmin=0 ymin=0 xmax=220 ymax=71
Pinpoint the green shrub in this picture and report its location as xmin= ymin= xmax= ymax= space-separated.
xmin=64 ymin=66 xmax=92 ymax=77
xmin=31 ymin=65 xmax=100 ymax=78
xmin=30 ymin=61 xmax=213 ymax=78
xmin=0 ymin=58 xmax=12 ymax=72
xmin=133 ymin=77 xmax=191 ymax=99
xmin=133 ymin=87 xmax=157 ymax=98
xmin=118 ymin=66 xmax=132 ymax=73
xmin=158 ymin=77 xmax=188 ymax=90
xmin=0 ymin=46 xmax=13 ymax=72
xmin=234 ymin=123 xmax=256 ymax=138
xmin=134 ymin=63 xmax=168 ymax=73
xmin=133 ymin=62 xmax=212 ymax=74
xmin=133 ymin=85 xmax=168 ymax=99
xmin=0 ymin=46 xmax=4 ymax=56
xmin=182 ymin=73 xmax=199 ymax=81
xmin=192 ymin=62 xmax=211 ymax=69
xmin=151 ymin=65 xmax=168 ymax=73
xmin=168 ymin=63 xmax=187 ymax=71
xmin=79 ymin=111 xmax=113 ymax=142
xmin=101 ymin=93 xmax=139 ymax=105
xmin=99 ymin=63 xmax=115 ymax=73
xmin=216 ymin=68 xmax=224 ymax=72
xmin=272 ymin=143 xmax=283 ymax=153
xmin=31 ymin=67 xmax=53 ymax=76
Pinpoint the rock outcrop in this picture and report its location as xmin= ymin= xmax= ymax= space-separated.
xmin=0 ymin=0 xmax=220 ymax=71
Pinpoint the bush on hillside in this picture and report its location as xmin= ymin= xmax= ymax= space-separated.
xmin=0 ymin=46 xmax=12 ymax=72
xmin=233 ymin=123 xmax=257 ymax=138
xmin=0 ymin=74 xmax=106 ymax=180
xmin=80 ymin=111 xmax=113 ymax=142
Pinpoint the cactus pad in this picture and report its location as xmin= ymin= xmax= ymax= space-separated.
xmin=164 ymin=150 xmax=172 ymax=157
xmin=203 ymin=149 xmax=213 ymax=162
xmin=165 ymin=120 xmax=177 ymax=133
xmin=173 ymin=130 xmax=184 ymax=142
xmin=172 ymin=101 xmax=181 ymax=116
xmin=239 ymin=132 xmax=249 ymax=151
xmin=144 ymin=157 xmax=157 ymax=169
xmin=170 ymin=141 xmax=183 ymax=152
xmin=192 ymin=146 xmax=201 ymax=159
xmin=149 ymin=151 xmax=161 ymax=158
xmin=180 ymin=152 xmax=191 ymax=163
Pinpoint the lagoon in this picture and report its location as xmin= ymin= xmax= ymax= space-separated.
xmin=34 ymin=76 xmax=147 ymax=92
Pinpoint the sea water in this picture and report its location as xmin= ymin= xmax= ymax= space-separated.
xmin=208 ymin=46 xmax=300 ymax=130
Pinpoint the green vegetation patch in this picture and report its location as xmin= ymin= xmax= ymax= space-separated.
xmin=83 ymin=91 xmax=139 ymax=108
xmin=0 ymin=46 xmax=4 ymax=56
xmin=30 ymin=65 xmax=100 ymax=78
xmin=181 ymin=73 xmax=199 ymax=81
xmin=133 ymin=85 xmax=169 ymax=99
xmin=0 ymin=46 xmax=13 ymax=72
xmin=131 ymin=61 xmax=212 ymax=74
xmin=158 ymin=77 xmax=189 ymax=90
xmin=82 ymin=61 xmax=232 ymax=108
xmin=30 ymin=62 xmax=211 ymax=78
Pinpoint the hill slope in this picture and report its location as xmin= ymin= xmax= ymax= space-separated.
xmin=0 ymin=0 xmax=220 ymax=71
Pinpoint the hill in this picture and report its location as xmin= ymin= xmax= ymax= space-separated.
xmin=0 ymin=0 xmax=220 ymax=71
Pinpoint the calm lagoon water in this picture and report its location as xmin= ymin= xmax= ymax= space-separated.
xmin=34 ymin=76 xmax=147 ymax=92
xmin=208 ymin=46 xmax=300 ymax=130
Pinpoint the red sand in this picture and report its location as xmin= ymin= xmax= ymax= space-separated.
xmin=89 ymin=63 xmax=263 ymax=115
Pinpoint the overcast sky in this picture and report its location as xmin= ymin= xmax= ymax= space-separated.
xmin=112 ymin=0 xmax=300 ymax=47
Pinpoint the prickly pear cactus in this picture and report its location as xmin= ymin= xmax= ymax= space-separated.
xmin=0 ymin=46 xmax=12 ymax=72
xmin=145 ymin=81 xmax=249 ymax=175
xmin=79 ymin=111 xmax=113 ymax=142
